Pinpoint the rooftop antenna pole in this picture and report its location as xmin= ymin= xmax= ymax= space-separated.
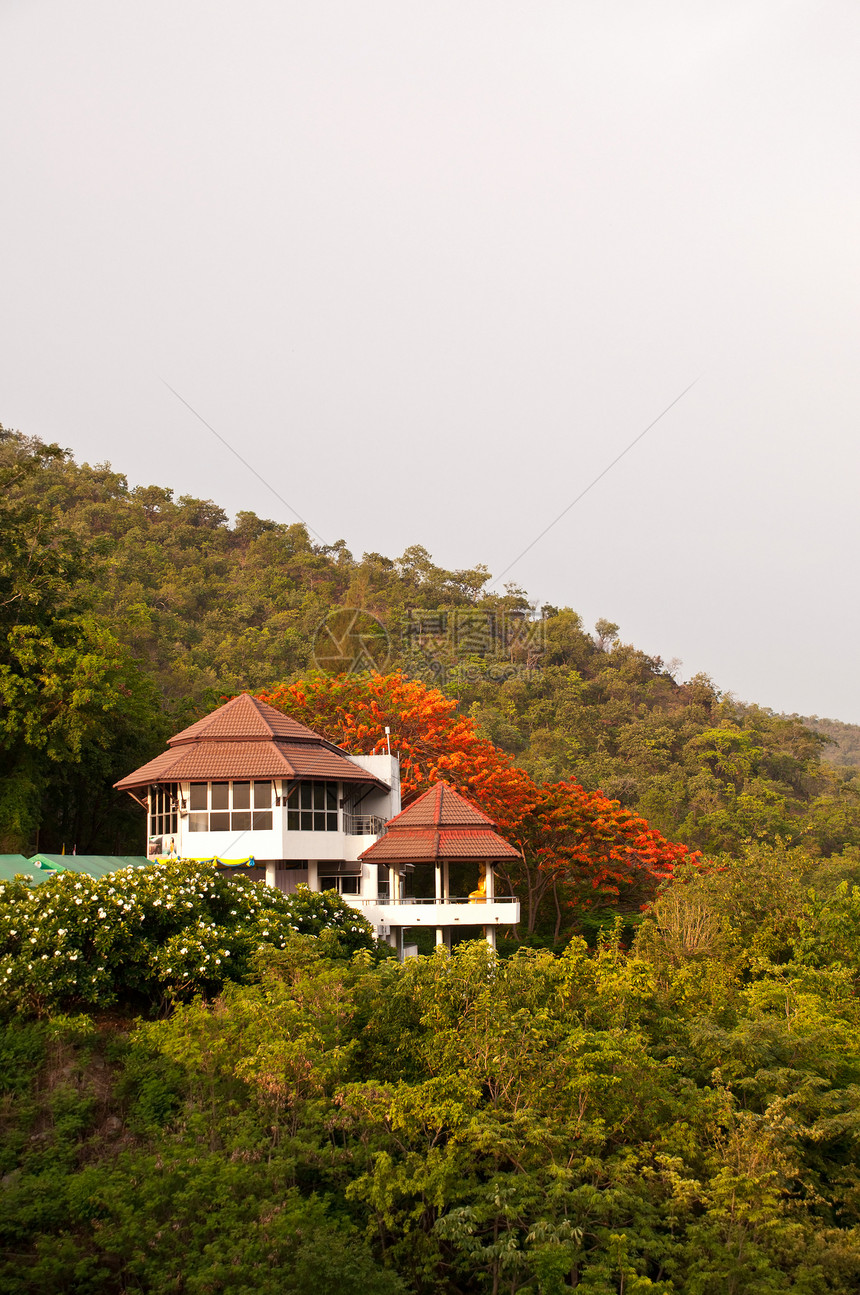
xmin=385 ymin=725 xmax=391 ymax=756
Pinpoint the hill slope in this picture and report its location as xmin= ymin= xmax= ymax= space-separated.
xmin=3 ymin=425 xmax=860 ymax=862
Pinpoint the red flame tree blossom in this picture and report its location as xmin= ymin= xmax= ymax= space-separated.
xmin=258 ymin=672 xmax=698 ymax=934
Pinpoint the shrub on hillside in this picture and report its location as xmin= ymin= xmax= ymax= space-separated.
xmin=0 ymin=863 xmax=374 ymax=1015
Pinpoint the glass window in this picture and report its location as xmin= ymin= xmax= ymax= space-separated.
xmin=148 ymin=784 xmax=179 ymax=838
xmin=186 ymin=782 xmax=274 ymax=832
xmin=319 ymin=875 xmax=360 ymax=895
xmin=189 ymin=784 xmax=208 ymax=811
xmin=286 ymin=783 xmax=339 ymax=831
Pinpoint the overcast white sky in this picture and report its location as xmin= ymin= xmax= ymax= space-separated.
xmin=3 ymin=1 xmax=860 ymax=719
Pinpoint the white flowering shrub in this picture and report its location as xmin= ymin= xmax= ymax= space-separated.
xmin=0 ymin=864 xmax=374 ymax=1014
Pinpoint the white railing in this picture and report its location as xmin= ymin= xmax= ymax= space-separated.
xmin=352 ymin=895 xmax=517 ymax=907
xmin=344 ymin=813 xmax=387 ymax=836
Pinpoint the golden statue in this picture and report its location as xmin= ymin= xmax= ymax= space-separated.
xmin=468 ymin=862 xmax=487 ymax=904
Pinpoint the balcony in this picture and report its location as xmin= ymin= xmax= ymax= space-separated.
xmin=344 ymin=812 xmax=387 ymax=836
xmin=348 ymin=895 xmax=520 ymax=927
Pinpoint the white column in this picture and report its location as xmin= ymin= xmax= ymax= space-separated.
xmin=484 ymin=862 xmax=496 ymax=947
xmin=307 ymin=860 xmax=318 ymax=891
xmin=265 ymin=862 xmax=278 ymax=889
xmin=435 ymin=860 xmax=444 ymax=946
xmin=442 ymin=860 xmax=450 ymax=900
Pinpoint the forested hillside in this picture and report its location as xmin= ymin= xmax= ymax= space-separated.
xmin=3 ymin=425 xmax=860 ymax=876
xmin=798 ymin=715 xmax=860 ymax=770
xmin=6 ymin=426 xmax=860 ymax=1290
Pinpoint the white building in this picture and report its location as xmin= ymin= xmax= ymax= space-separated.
xmin=116 ymin=692 xmax=519 ymax=953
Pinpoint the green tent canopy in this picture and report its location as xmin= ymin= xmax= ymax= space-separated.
xmin=29 ymin=855 xmax=150 ymax=879
xmin=0 ymin=855 xmax=47 ymax=884
xmin=18 ymin=856 xmax=256 ymax=882
xmin=26 ymin=856 xmax=255 ymax=879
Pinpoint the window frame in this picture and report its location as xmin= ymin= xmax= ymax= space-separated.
xmin=286 ymin=781 xmax=339 ymax=833
xmin=187 ymin=781 xmax=275 ymax=833
xmin=148 ymin=784 xmax=178 ymax=839
xmin=319 ymin=874 xmax=361 ymax=895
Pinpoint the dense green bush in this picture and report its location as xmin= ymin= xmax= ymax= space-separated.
xmin=3 ymin=909 xmax=860 ymax=1293
xmin=0 ymin=863 xmax=375 ymax=1014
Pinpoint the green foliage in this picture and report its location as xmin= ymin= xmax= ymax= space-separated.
xmin=0 ymin=864 xmax=375 ymax=1014
xmin=801 ymin=714 xmax=860 ymax=771
xmin=4 ymin=909 xmax=860 ymax=1292
xmin=0 ymin=428 xmax=169 ymax=853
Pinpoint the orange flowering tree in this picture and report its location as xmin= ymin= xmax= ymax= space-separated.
xmin=257 ymin=672 xmax=698 ymax=937
xmin=515 ymin=779 xmax=697 ymax=937
xmin=259 ymin=671 xmax=537 ymax=830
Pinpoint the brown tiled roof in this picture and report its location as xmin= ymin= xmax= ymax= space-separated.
xmin=115 ymin=694 xmax=387 ymax=791
xmin=360 ymin=782 xmax=519 ymax=863
xmin=169 ymin=693 xmax=322 ymax=745
xmin=115 ymin=741 xmax=381 ymax=790
xmin=360 ymin=827 xmax=518 ymax=862
xmin=383 ymin=782 xmax=496 ymax=830
xmin=278 ymin=743 xmax=378 ymax=782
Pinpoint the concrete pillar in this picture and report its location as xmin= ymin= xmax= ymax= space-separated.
xmin=442 ymin=859 xmax=450 ymax=900
xmin=435 ymin=860 xmax=444 ymax=946
xmin=484 ymin=925 xmax=497 ymax=951
xmin=307 ymin=860 xmax=318 ymax=891
xmin=265 ymin=862 xmax=278 ymax=889
xmin=485 ymin=860 xmax=495 ymax=900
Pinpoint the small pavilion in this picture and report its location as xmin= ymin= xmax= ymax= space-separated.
xmin=360 ymin=781 xmax=520 ymax=951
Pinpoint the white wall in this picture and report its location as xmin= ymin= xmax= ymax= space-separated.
xmin=342 ymin=755 xmax=401 ymax=818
